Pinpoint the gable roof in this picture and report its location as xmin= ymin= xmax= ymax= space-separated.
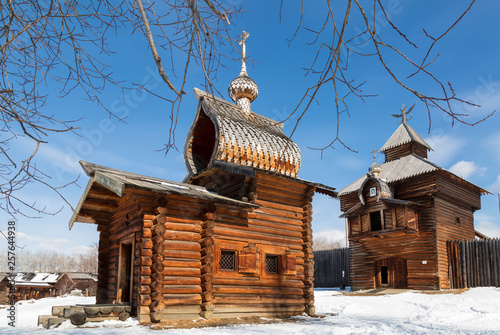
xmin=184 ymin=88 xmax=301 ymax=178
xmin=13 ymin=272 xmax=63 ymax=286
xmin=338 ymin=154 xmax=487 ymax=196
xmin=379 ymin=122 xmax=433 ymax=152
xmin=69 ymin=161 xmax=257 ymax=229
xmin=66 ymin=272 xmax=98 ymax=281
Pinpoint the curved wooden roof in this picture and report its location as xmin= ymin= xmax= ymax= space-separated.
xmin=184 ymin=88 xmax=301 ymax=178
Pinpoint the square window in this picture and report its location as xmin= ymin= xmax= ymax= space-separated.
xmin=220 ymin=251 xmax=235 ymax=271
xmin=265 ymin=255 xmax=279 ymax=274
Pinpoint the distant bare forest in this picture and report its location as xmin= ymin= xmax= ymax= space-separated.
xmin=0 ymin=243 xmax=98 ymax=273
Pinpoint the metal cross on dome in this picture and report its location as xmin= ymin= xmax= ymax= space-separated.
xmin=238 ymin=31 xmax=250 ymax=73
xmin=391 ymin=103 xmax=416 ymax=124
xmin=371 ymin=148 xmax=378 ymax=163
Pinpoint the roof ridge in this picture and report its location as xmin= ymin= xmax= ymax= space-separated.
xmin=379 ymin=122 xmax=432 ymax=152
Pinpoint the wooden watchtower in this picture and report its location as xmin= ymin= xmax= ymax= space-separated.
xmin=338 ymin=106 xmax=488 ymax=290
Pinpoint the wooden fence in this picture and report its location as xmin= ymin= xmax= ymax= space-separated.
xmin=313 ymin=248 xmax=350 ymax=288
xmin=447 ymin=239 xmax=500 ymax=289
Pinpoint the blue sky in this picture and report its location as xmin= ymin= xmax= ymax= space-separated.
xmin=2 ymin=0 xmax=500 ymax=255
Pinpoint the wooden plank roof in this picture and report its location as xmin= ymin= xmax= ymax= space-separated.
xmin=338 ymin=154 xmax=488 ymax=196
xmin=69 ymin=161 xmax=258 ymax=229
xmin=379 ymin=122 xmax=433 ymax=152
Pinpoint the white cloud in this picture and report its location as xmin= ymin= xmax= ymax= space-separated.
xmin=489 ymin=175 xmax=500 ymax=193
xmin=475 ymin=219 xmax=500 ymax=238
xmin=425 ymin=134 xmax=465 ymax=166
xmin=448 ymin=160 xmax=486 ymax=179
xmin=17 ymin=231 xmax=70 ymax=251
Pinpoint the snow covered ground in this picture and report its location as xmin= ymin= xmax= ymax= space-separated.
xmin=1 ymin=288 xmax=499 ymax=334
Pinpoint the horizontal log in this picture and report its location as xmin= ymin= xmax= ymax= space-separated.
xmin=162 ymin=267 xmax=201 ymax=277
xmin=163 ymin=285 xmax=202 ymax=294
xmin=255 ymin=172 xmax=308 ymax=190
xmin=254 ymin=199 xmax=303 ymax=214
xmin=164 ymin=276 xmax=201 ymax=286
xmin=213 ymin=226 xmax=303 ymax=245
xmin=212 ymin=278 xmax=304 ymax=288
xmin=162 ymin=294 xmax=202 ymax=306
xmin=162 ymin=221 xmax=202 ymax=233
xmin=163 ymin=250 xmax=200 ymax=260
xmin=163 ymin=259 xmax=201 ymax=268
xmin=214 ymin=285 xmax=303 ymax=296
xmin=163 ymin=230 xmax=201 ymax=242
xmin=164 ymin=240 xmax=201 ymax=252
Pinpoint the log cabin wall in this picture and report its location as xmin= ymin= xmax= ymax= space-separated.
xmin=348 ymin=203 xmax=439 ymax=290
xmin=384 ymin=142 xmax=428 ymax=162
xmin=148 ymin=194 xmax=205 ymax=323
xmin=433 ymin=172 xmax=480 ymax=289
xmin=343 ymin=175 xmax=441 ymax=290
xmin=205 ymin=171 xmax=313 ymax=318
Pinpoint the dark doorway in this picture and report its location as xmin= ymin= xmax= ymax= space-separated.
xmin=118 ymin=238 xmax=134 ymax=302
xmin=375 ymin=258 xmax=407 ymax=288
xmin=380 ymin=266 xmax=389 ymax=284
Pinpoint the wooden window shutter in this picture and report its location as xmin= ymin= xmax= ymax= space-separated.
xmin=238 ymin=250 xmax=257 ymax=274
xmin=281 ymin=253 xmax=296 ymax=275
xmin=406 ymin=207 xmax=417 ymax=231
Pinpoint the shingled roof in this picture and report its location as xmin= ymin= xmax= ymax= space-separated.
xmin=184 ymin=88 xmax=301 ymax=179
xmin=379 ymin=122 xmax=432 ymax=152
xmin=69 ymin=161 xmax=257 ymax=229
xmin=338 ymin=154 xmax=487 ymax=196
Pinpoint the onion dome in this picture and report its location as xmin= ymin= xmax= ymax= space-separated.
xmin=369 ymin=162 xmax=382 ymax=178
xmin=228 ymin=31 xmax=258 ymax=114
xmin=228 ymin=70 xmax=259 ymax=107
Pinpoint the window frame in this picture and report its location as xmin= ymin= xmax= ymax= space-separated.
xmin=219 ymin=250 xmax=237 ymax=272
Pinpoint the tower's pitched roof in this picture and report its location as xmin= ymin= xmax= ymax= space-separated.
xmin=379 ymin=122 xmax=433 ymax=153
xmin=337 ymin=154 xmax=488 ymax=196
xmin=184 ymin=88 xmax=301 ymax=178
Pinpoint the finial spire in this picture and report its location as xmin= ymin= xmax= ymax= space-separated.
xmin=369 ymin=148 xmax=382 ymax=178
xmin=391 ymin=103 xmax=415 ymax=125
xmin=371 ymin=148 xmax=378 ymax=163
xmin=238 ymin=31 xmax=250 ymax=75
xmin=228 ymin=30 xmax=258 ymax=115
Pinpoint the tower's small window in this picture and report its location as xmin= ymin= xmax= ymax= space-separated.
xmin=370 ymin=211 xmax=382 ymax=231
xmin=265 ymin=255 xmax=279 ymax=274
xmin=455 ymin=217 xmax=461 ymax=225
xmin=220 ymin=251 xmax=236 ymax=271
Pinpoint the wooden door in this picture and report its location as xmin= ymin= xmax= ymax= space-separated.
xmin=117 ymin=237 xmax=134 ymax=303
xmin=375 ymin=258 xmax=407 ymax=289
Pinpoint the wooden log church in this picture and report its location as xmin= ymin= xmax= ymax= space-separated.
xmin=338 ymin=106 xmax=489 ymax=290
xmin=69 ymin=32 xmax=335 ymax=323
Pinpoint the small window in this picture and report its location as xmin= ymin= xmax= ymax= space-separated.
xmin=220 ymin=251 xmax=236 ymax=271
xmin=370 ymin=211 xmax=382 ymax=231
xmin=455 ymin=217 xmax=461 ymax=225
xmin=381 ymin=266 xmax=388 ymax=284
xmin=265 ymin=255 xmax=279 ymax=274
